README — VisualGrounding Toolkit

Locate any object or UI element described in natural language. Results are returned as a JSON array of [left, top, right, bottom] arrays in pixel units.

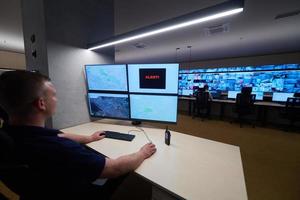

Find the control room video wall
[[178, 64, 300, 96]]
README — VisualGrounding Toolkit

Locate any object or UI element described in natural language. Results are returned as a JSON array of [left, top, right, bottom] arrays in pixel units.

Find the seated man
[[0, 71, 156, 200]]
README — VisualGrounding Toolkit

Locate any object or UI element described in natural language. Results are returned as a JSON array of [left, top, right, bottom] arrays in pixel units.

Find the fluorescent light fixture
[[88, 2, 244, 51]]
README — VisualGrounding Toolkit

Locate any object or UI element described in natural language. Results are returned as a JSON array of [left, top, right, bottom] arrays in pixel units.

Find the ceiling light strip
[[88, 8, 243, 50]]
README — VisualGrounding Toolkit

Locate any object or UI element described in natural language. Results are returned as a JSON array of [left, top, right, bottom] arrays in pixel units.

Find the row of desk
[[179, 96, 285, 125], [62, 120, 248, 200]]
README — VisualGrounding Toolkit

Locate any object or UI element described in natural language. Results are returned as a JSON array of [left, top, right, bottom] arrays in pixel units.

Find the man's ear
[[33, 98, 46, 111]]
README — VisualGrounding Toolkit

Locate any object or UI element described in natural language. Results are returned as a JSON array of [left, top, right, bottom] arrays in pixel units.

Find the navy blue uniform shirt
[[3, 125, 106, 198]]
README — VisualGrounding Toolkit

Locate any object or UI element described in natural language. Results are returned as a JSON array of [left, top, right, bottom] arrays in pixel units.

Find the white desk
[[62, 121, 248, 200]]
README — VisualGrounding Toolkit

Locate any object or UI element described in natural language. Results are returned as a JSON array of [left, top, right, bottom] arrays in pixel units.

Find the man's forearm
[[115, 152, 145, 174], [101, 152, 145, 178]]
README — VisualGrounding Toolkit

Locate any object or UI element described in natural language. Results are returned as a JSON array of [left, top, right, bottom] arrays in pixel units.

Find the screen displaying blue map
[[130, 94, 177, 123], [85, 64, 128, 91], [88, 93, 129, 119]]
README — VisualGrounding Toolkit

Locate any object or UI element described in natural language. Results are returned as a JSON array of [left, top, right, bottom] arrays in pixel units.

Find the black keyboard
[[104, 131, 135, 141]]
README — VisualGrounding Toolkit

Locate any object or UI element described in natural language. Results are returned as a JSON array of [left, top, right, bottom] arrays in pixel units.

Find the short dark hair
[[0, 70, 51, 115]]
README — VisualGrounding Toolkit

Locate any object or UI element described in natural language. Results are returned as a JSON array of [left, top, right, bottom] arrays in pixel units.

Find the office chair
[[193, 90, 211, 120], [233, 91, 256, 128], [294, 93, 300, 98], [0, 129, 30, 200], [280, 97, 300, 131]]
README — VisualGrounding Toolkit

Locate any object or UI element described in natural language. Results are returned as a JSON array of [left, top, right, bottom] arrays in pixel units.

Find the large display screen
[[179, 64, 300, 96], [85, 64, 128, 91], [179, 70, 300, 95], [128, 63, 179, 94], [130, 94, 178, 123], [87, 93, 129, 119]]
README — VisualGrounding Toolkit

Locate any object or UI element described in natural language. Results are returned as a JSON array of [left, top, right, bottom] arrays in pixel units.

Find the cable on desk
[[135, 127, 152, 143], [127, 130, 139, 135]]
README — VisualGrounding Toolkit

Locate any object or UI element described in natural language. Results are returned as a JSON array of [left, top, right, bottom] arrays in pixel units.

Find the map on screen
[[130, 94, 177, 123], [88, 93, 129, 119], [85, 64, 128, 91]]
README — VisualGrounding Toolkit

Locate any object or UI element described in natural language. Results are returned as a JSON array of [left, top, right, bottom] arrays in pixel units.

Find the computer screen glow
[[85, 64, 128, 91], [130, 94, 178, 123], [128, 63, 179, 94], [227, 91, 240, 99], [88, 93, 129, 119], [272, 92, 294, 102], [179, 68, 300, 95]]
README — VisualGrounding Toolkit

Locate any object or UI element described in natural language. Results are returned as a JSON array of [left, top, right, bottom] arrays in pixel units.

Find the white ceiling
[[1, 0, 300, 63], [113, 0, 300, 63]]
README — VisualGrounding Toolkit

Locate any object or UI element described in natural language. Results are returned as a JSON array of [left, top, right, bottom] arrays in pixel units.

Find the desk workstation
[[62, 120, 248, 200], [179, 96, 289, 125]]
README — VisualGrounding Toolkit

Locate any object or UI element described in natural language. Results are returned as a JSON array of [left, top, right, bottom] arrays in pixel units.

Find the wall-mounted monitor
[[178, 66, 300, 95], [272, 92, 294, 102], [128, 63, 179, 94], [87, 93, 129, 119], [85, 64, 128, 91], [130, 94, 178, 123]]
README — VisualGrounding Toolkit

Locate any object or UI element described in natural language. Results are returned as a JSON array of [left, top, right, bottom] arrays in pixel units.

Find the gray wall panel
[[48, 42, 112, 129], [21, 0, 114, 129]]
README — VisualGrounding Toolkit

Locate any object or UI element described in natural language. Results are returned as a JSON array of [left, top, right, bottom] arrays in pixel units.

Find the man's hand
[[100, 142, 157, 178], [89, 131, 105, 143], [139, 143, 157, 159]]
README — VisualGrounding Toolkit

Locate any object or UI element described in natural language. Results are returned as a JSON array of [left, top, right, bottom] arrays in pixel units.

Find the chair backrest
[[241, 87, 252, 96], [0, 129, 29, 197], [294, 93, 300, 98], [196, 91, 210, 108], [285, 97, 300, 115], [236, 93, 255, 106], [236, 93, 255, 114]]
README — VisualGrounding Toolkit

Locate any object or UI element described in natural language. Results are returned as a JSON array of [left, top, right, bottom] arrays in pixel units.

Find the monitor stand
[[132, 121, 142, 126]]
